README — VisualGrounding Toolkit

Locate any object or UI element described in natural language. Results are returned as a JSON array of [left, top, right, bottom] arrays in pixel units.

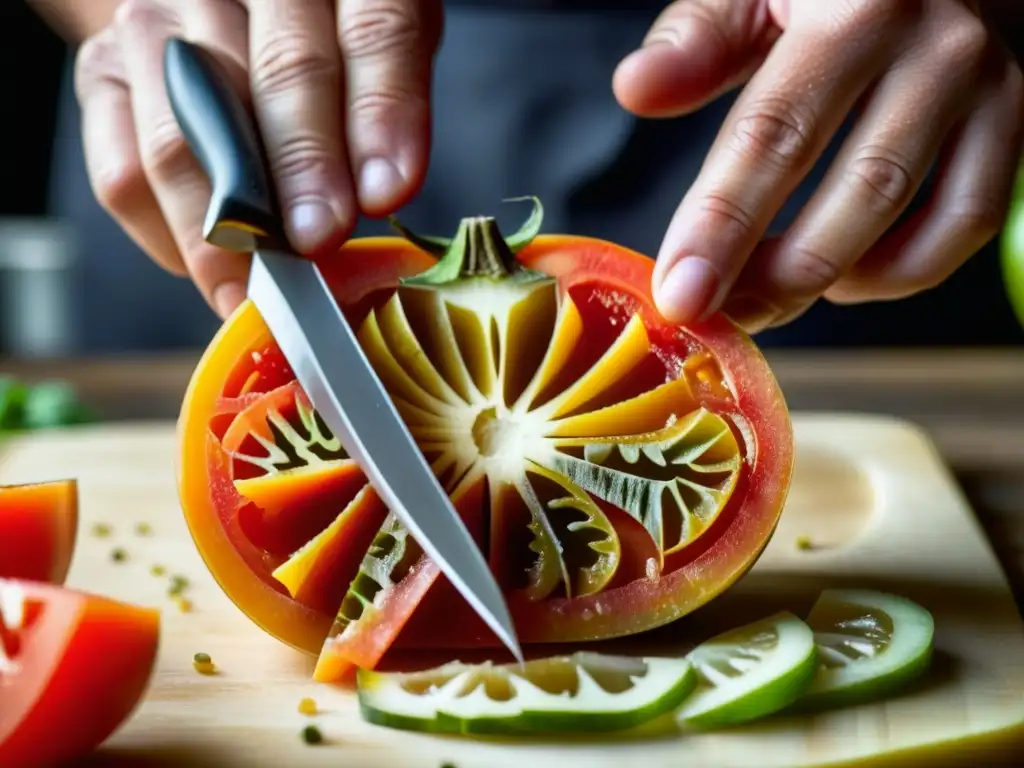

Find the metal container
[[0, 217, 79, 358]]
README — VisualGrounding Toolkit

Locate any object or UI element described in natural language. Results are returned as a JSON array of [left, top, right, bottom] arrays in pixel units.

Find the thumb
[[612, 0, 782, 118]]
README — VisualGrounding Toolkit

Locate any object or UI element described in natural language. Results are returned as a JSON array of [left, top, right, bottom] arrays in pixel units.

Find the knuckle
[[781, 242, 845, 295], [730, 97, 817, 172], [821, 0, 905, 38], [74, 30, 123, 99], [91, 156, 146, 215], [348, 86, 424, 124], [139, 117, 194, 182], [695, 192, 757, 240], [339, 2, 423, 59], [951, 199, 1005, 244], [845, 148, 915, 214], [934, 18, 989, 73], [251, 33, 339, 97], [113, 0, 172, 33], [268, 133, 333, 184]]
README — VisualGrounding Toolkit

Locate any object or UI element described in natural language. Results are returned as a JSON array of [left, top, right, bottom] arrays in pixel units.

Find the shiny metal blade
[[247, 249, 522, 662]]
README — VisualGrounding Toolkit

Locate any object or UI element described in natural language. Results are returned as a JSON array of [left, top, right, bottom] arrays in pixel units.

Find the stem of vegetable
[[395, 196, 547, 287]]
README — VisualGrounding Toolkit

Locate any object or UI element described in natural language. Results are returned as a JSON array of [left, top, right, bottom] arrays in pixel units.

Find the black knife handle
[[163, 38, 282, 253]]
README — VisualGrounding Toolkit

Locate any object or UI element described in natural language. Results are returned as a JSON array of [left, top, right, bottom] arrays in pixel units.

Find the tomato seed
[[298, 697, 317, 716], [92, 523, 112, 537], [135, 522, 153, 536], [301, 725, 323, 745]]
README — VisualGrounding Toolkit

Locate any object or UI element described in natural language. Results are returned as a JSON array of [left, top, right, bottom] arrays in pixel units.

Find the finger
[[724, 6, 992, 331], [825, 52, 1024, 305], [248, 0, 355, 255], [613, 0, 781, 119], [115, 0, 254, 319], [651, 3, 906, 325], [338, 0, 443, 215], [75, 27, 186, 276]]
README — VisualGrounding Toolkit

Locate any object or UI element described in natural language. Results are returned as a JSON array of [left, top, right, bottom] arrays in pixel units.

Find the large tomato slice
[[0, 578, 160, 767], [0, 480, 78, 585], [177, 209, 794, 681]]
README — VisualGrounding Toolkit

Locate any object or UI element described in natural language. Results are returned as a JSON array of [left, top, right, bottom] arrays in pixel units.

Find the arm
[[27, 0, 120, 42]]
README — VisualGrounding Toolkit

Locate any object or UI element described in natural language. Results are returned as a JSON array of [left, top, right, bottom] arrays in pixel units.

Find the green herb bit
[[194, 652, 211, 664], [795, 535, 813, 551], [111, 547, 127, 562], [301, 725, 324, 745], [151, 565, 166, 577], [91, 523, 112, 538], [168, 575, 190, 595], [135, 522, 154, 536]]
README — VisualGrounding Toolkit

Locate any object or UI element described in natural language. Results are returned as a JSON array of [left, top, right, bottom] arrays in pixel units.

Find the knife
[[162, 38, 522, 663]]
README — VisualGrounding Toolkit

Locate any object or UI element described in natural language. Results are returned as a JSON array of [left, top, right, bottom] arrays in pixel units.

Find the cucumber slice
[[797, 588, 934, 710], [676, 611, 817, 729], [357, 651, 697, 735]]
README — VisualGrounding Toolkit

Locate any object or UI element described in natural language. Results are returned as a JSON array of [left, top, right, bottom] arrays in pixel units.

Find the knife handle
[[163, 38, 282, 253]]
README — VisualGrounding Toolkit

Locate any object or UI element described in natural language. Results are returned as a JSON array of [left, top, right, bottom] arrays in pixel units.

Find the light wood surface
[[2, 414, 1023, 767]]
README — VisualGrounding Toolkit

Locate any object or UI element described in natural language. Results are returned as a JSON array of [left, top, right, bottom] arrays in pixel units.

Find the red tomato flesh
[[0, 579, 160, 767], [0, 480, 78, 585]]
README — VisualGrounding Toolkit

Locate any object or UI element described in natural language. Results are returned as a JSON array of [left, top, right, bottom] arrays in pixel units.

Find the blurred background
[[1, 1, 1022, 365]]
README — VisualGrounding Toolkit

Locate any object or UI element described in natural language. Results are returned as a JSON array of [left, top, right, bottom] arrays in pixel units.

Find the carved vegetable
[[176, 200, 795, 681]]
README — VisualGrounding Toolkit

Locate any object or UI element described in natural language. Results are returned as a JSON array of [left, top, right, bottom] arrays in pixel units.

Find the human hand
[[614, 0, 1024, 333], [74, 0, 442, 319]]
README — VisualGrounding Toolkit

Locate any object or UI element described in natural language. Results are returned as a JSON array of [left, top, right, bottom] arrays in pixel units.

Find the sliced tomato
[[177, 228, 794, 676], [0, 578, 160, 767], [0, 480, 78, 585]]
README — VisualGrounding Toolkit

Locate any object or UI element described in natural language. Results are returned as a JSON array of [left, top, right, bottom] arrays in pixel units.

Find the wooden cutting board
[[2, 413, 1023, 768]]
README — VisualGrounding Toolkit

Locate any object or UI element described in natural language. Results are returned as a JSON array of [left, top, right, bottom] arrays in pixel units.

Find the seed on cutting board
[[91, 523, 112, 537], [298, 697, 318, 716], [168, 575, 190, 595], [795, 535, 813, 551], [301, 725, 323, 745], [110, 547, 127, 562], [175, 597, 193, 613], [151, 564, 166, 577], [135, 522, 153, 536], [193, 653, 216, 675]]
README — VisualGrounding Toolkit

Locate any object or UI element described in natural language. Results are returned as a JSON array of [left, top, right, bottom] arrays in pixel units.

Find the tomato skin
[[0, 579, 160, 767], [178, 234, 794, 661], [0, 481, 78, 585]]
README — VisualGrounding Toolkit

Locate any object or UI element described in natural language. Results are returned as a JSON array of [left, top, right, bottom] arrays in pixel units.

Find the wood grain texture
[[1, 414, 1023, 767]]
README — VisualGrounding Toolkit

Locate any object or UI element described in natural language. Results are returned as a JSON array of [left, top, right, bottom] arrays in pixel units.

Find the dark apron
[[49, 3, 1021, 353]]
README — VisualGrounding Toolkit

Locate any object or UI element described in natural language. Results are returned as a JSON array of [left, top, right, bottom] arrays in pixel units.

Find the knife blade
[[162, 37, 522, 663]]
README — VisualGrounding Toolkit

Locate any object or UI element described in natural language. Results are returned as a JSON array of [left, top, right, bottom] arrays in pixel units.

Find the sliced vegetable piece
[[177, 198, 794, 667], [797, 588, 934, 710], [0, 579, 160, 768], [357, 651, 696, 735], [0, 480, 78, 584], [676, 611, 817, 729]]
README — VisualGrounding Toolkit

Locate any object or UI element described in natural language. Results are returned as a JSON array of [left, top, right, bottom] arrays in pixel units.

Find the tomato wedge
[[0, 480, 78, 585], [0, 578, 160, 767], [177, 199, 794, 680]]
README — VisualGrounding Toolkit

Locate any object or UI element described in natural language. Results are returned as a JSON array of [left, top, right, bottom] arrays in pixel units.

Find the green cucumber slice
[[357, 651, 697, 735], [676, 611, 817, 729], [797, 588, 934, 710]]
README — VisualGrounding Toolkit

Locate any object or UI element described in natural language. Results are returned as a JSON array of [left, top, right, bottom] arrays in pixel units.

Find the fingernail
[[358, 157, 404, 213], [654, 256, 720, 323], [721, 295, 780, 334], [212, 281, 247, 320], [288, 200, 340, 254]]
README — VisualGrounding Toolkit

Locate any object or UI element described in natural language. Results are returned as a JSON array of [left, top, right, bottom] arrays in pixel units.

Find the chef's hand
[[615, 0, 1024, 332], [74, 0, 442, 319]]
